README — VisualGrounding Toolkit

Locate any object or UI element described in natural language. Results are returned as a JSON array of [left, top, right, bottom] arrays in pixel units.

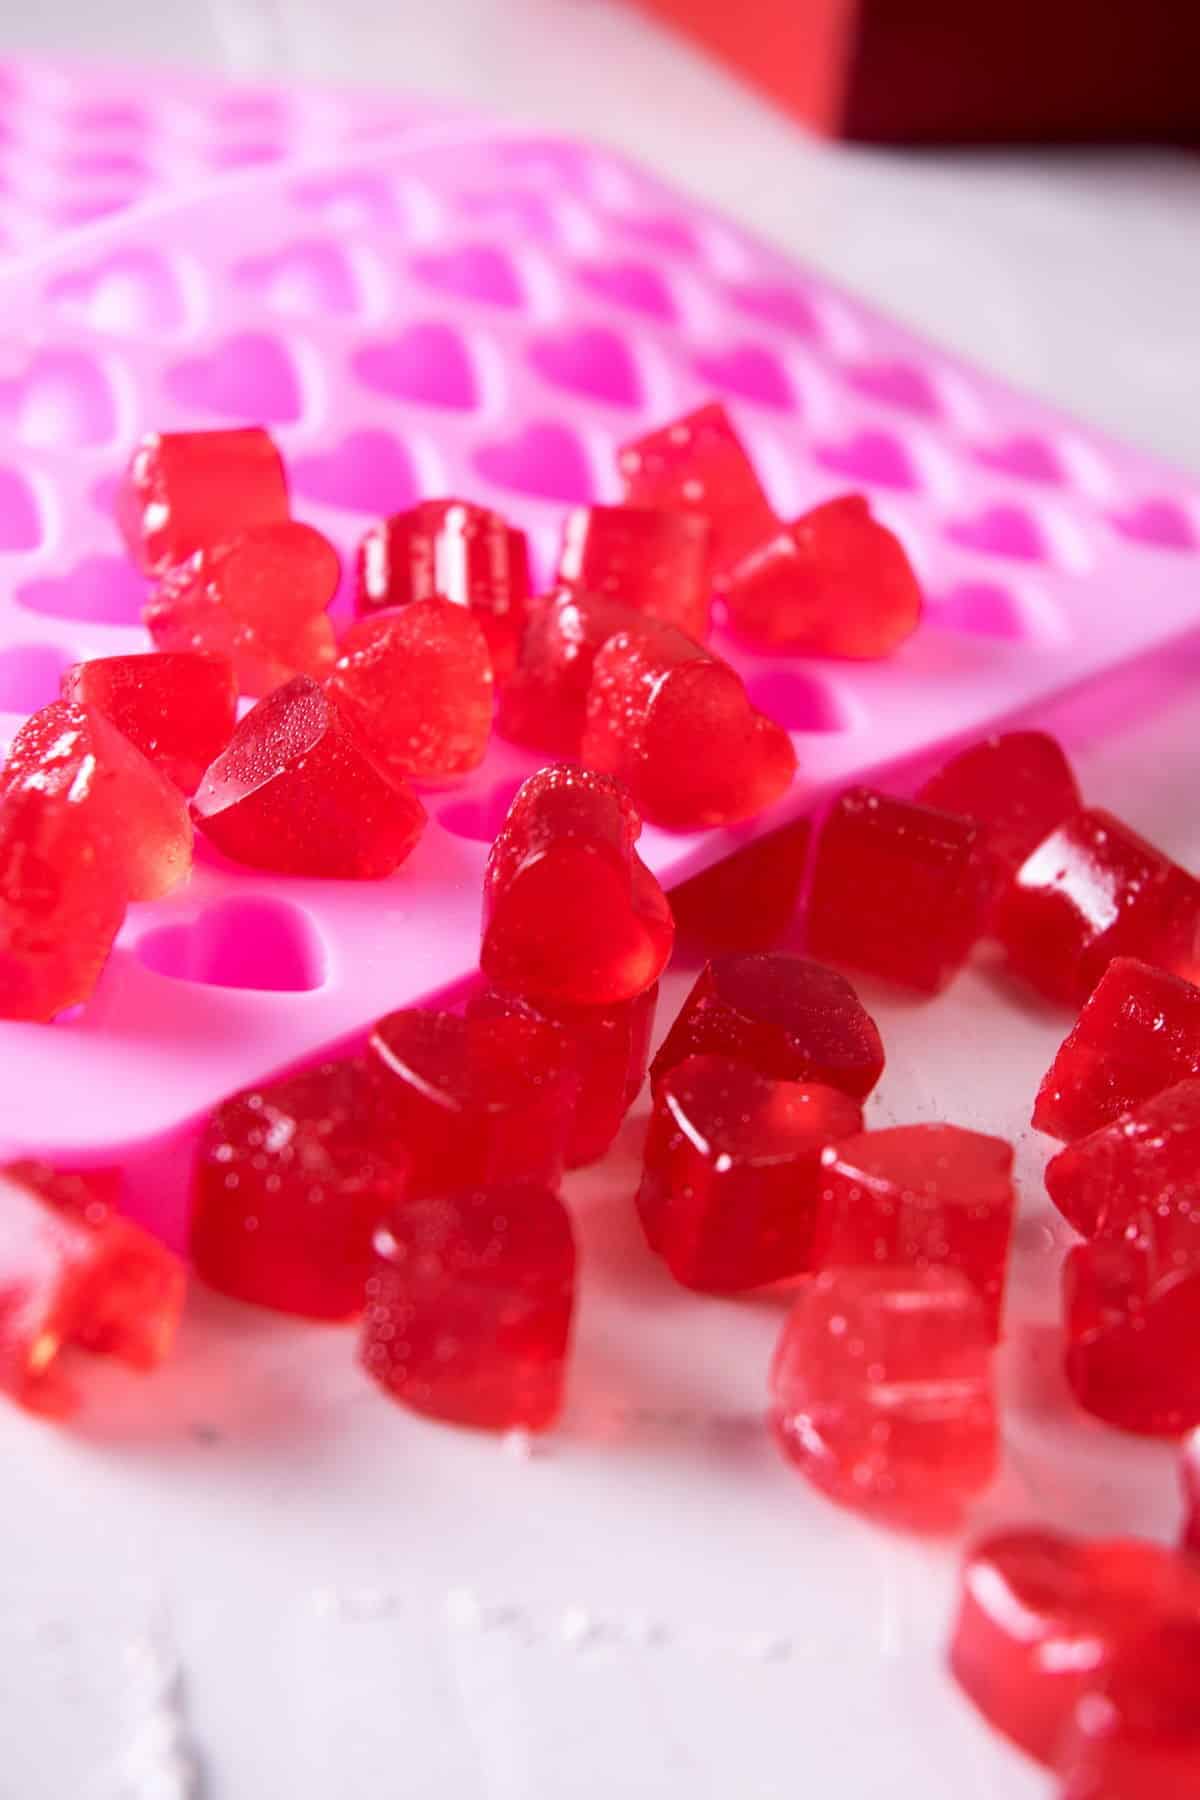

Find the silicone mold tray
[[0, 116, 1198, 1245]]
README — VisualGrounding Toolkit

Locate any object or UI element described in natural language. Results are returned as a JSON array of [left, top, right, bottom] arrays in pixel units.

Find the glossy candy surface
[[1045, 1079, 1200, 1239], [116, 426, 289, 575], [917, 730, 1081, 911], [61, 651, 237, 794], [618, 402, 777, 582], [497, 588, 665, 754], [668, 819, 811, 951], [558, 503, 713, 639], [1057, 1619, 1200, 1800]]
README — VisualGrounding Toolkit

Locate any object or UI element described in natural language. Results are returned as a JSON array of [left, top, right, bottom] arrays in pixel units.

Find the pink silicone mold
[[1, 113, 1199, 1248]]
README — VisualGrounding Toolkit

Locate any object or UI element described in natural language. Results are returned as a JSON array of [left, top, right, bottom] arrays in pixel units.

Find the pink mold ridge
[[0, 111, 1199, 1248]]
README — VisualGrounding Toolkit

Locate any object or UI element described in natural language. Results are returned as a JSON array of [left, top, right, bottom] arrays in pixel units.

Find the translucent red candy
[[725, 495, 923, 657], [0, 784, 126, 1020], [1060, 1618, 1200, 1800], [145, 520, 339, 697], [61, 651, 237, 794], [481, 765, 673, 1006], [806, 787, 986, 993], [116, 426, 288, 575], [917, 730, 1082, 910], [638, 1055, 862, 1291], [367, 1009, 578, 1196], [0, 1160, 185, 1416], [497, 588, 666, 754], [816, 1125, 1016, 1336], [558, 504, 713, 639], [1033, 958, 1200, 1142], [1184, 1434, 1200, 1554], [1045, 1079, 1200, 1239], [996, 808, 1200, 1007], [949, 1528, 1200, 1766], [191, 675, 427, 878], [668, 819, 811, 952], [617, 401, 776, 582], [770, 1265, 996, 1525], [651, 952, 884, 1100], [581, 624, 796, 830], [2, 699, 192, 901], [467, 984, 657, 1168], [361, 1182, 575, 1431], [326, 600, 494, 782], [356, 499, 530, 682], [191, 1059, 406, 1321]]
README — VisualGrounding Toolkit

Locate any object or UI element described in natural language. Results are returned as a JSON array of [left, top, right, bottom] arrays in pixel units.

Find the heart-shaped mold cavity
[[693, 344, 795, 411], [930, 581, 1031, 641], [353, 323, 478, 411], [0, 642, 74, 711], [17, 555, 148, 625], [235, 239, 361, 317], [69, 101, 148, 135], [165, 333, 303, 423], [945, 505, 1047, 562], [60, 149, 151, 184], [974, 435, 1064, 485], [1112, 497, 1198, 552], [727, 282, 823, 342], [742, 669, 848, 733], [46, 248, 187, 335], [437, 778, 526, 842], [575, 259, 677, 322], [611, 212, 698, 256], [0, 467, 43, 551], [528, 327, 642, 408], [459, 187, 563, 244], [474, 422, 595, 505], [137, 896, 325, 992], [290, 430, 419, 515], [845, 359, 942, 418], [409, 244, 524, 309], [815, 430, 919, 490], [0, 349, 118, 447], [291, 170, 400, 230], [210, 140, 287, 171]]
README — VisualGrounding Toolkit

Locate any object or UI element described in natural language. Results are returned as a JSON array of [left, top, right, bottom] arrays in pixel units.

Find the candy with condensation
[[770, 1265, 996, 1525], [1045, 1079, 1200, 1239], [651, 952, 884, 1100], [618, 401, 777, 582], [497, 588, 669, 754], [558, 504, 713, 639], [361, 1181, 575, 1431], [326, 600, 493, 782], [1033, 958, 1200, 1142], [725, 494, 922, 656], [996, 808, 1200, 1007], [582, 624, 796, 830], [144, 520, 339, 697], [668, 819, 812, 952], [190, 1059, 406, 1321], [1057, 1618, 1200, 1800], [61, 651, 237, 794], [0, 1160, 185, 1416], [816, 1124, 1016, 1336], [481, 765, 674, 1006], [638, 1054, 862, 1289], [116, 426, 289, 575], [191, 675, 426, 878], [806, 787, 987, 993]]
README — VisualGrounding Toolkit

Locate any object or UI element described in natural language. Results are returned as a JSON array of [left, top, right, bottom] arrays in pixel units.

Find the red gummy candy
[[558, 504, 713, 639], [806, 787, 986, 993], [497, 588, 666, 754], [0, 1160, 185, 1416], [817, 1125, 1016, 1336], [770, 1265, 996, 1525], [639, 1054, 862, 1290], [191, 675, 426, 878], [1184, 1434, 1200, 1554], [327, 599, 494, 782], [481, 765, 674, 1006], [996, 808, 1200, 1007], [61, 651, 237, 793], [116, 426, 288, 575], [1034, 958, 1200, 1142], [0, 784, 126, 1020], [618, 402, 776, 582], [582, 624, 796, 830], [651, 952, 884, 1100], [668, 819, 811, 952], [917, 730, 1082, 910], [191, 1059, 406, 1321], [356, 500, 530, 682], [1063, 1191, 1200, 1435], [361, 1182, 575, 1431], [949, 1528, 1200, 1766], [725, 494, 922, 657], [1045, 1080, 1200, 1239], [467, 983, 656, 1168], [1058, 1618, 1200, 1800], [368, 1009, 577, 1196], [145, 520, 339, 698], [3, 699, 192, 901]]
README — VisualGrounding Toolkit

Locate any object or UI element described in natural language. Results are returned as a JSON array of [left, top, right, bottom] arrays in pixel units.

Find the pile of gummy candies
[[2, 401, 1200, 1794]]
